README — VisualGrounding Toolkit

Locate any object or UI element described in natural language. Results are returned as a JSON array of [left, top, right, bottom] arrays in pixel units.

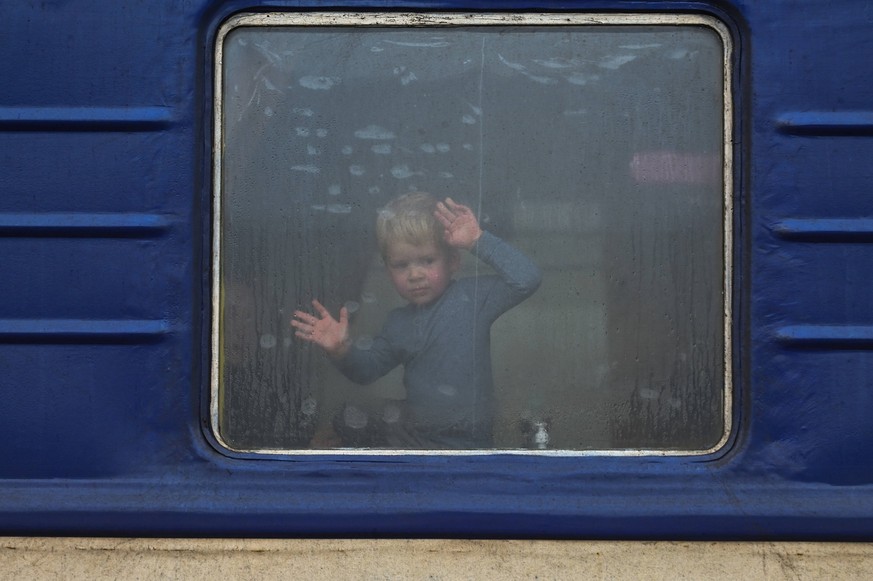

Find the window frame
[[209, 11, 736, 458]]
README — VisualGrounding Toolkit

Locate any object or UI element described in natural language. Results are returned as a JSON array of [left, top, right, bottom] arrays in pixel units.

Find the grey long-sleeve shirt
[[334, 231, 541, 446]]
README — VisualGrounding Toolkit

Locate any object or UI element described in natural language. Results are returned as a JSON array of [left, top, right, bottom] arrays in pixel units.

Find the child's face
[[385, 240, 459, 306]]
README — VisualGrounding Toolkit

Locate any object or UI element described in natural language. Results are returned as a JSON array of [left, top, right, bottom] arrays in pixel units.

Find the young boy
[[291, 193, 541, 448]]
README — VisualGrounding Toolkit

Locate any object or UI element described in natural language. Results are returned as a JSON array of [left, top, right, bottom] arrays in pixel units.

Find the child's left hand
[[435, 197, 483, 250]]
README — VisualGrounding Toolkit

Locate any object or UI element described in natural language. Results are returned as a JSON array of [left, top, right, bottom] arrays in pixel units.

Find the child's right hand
[[291, 300, 350, 359]]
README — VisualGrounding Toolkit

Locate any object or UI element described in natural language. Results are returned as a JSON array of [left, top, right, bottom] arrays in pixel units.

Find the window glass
[[212, 14, 732, 454]]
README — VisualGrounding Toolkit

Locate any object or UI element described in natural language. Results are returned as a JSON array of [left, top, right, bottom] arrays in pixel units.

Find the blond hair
[[376, 192, 451, 258]]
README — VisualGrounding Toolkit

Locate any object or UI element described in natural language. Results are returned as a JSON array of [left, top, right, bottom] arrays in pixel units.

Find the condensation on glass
[[211, 13, 733, 455]]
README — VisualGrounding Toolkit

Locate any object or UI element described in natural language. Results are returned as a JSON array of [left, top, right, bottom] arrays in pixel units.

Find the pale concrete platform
[[2, 538, 872, 579]]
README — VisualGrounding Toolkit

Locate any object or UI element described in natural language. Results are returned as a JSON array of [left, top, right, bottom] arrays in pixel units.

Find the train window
[[211, 13, 733, 455]]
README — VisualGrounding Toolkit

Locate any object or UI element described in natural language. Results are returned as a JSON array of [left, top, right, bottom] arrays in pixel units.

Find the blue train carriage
[[1, 0, 872, 539]]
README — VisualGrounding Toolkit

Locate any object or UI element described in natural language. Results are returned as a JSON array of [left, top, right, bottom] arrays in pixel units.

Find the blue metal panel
[[0, 0, 871, 538], [746, 0, 873, 493]]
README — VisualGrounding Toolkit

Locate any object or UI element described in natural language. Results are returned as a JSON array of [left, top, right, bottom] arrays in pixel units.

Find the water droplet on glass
[[328, 184, 342, 196], [461, 114, 476, 125], [382, 404, 401, 424], [259, 334, 277, 349], [349, 165, 365, 176], [361, 292, 377, 303], [420, 143, 436, 154], [299, 76, 340, 90], [391, 165, 415, 179], [344, 300, 360, 314], [436, 143, 450, 153], [598, 55, 637, 70], [327, 204, 352, 214], [343, 405, 368, 429], [639, 387, 659, 400], [437, 384, 457, 397], [301, 397, 317, 416], [291, 165, 319, 174], [566, 72, 600, 86], [372, 143, 392, 155], [355, 336, 374, 350], [355, 125, 395, 140]]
